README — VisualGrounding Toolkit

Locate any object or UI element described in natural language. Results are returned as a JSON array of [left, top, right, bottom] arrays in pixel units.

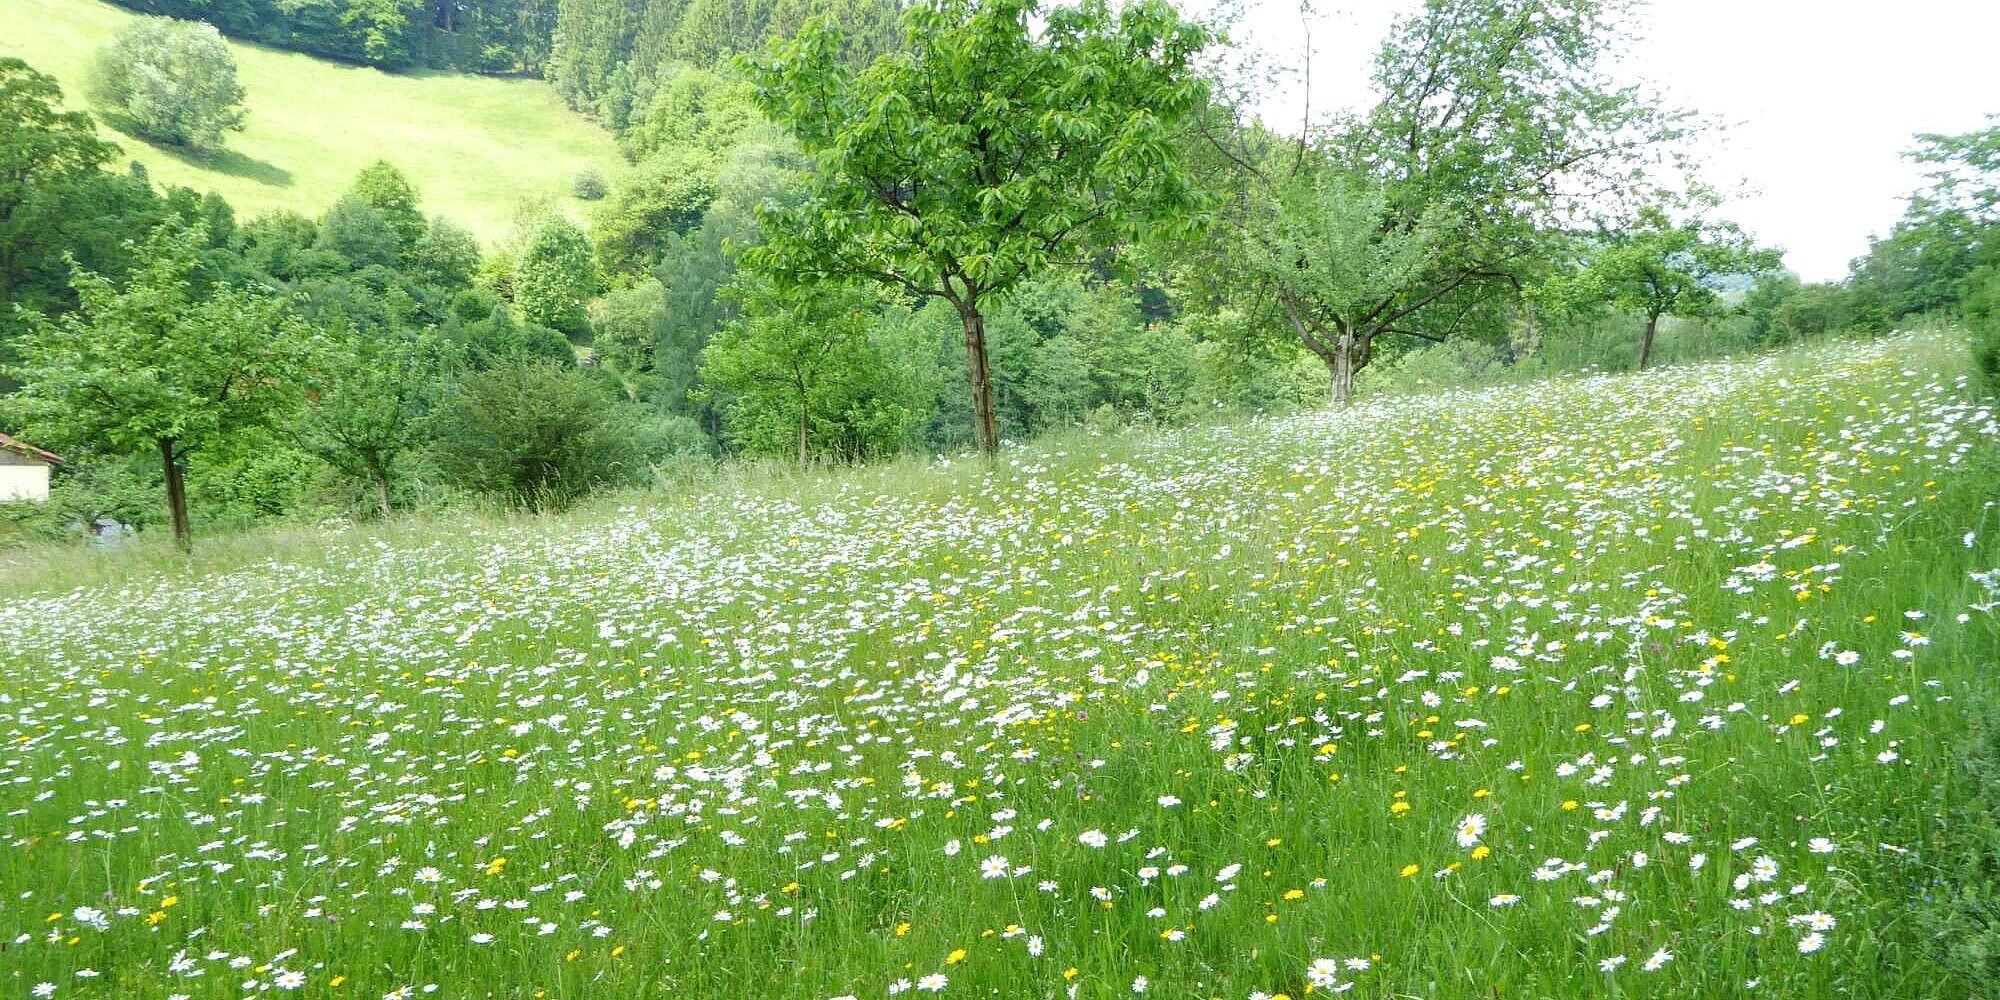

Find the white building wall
[[0, 464, 50, 502]]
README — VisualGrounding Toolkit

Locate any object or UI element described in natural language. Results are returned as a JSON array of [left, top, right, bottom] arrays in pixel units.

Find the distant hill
[[0, 0, 621, 244]]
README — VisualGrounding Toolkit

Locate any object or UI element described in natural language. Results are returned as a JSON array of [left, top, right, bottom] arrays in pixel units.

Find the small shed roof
[[0, 432, 64, 466]]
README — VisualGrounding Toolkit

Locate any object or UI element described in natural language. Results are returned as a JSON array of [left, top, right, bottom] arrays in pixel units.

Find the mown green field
[[3, 333, 1998, 999], [0, 0, 619, 243]]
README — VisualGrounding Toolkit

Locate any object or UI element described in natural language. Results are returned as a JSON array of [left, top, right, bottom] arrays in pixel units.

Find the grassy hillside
[[0, 0, 620, 243], [2, 334, 1998, 997]]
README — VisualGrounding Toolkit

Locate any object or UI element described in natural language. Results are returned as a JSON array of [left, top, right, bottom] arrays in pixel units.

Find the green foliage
[[985, 274, 1206, 431], [572, 169, 608, 201], [742, 0, 1214, 452], [0, 57, 122, 338], [1848, 213, 1988, 319], [427, 361, 646, 506], [1920, 689, 2000, 993], [238, 210, 318, 282], [1912, 117, 2000, 223], [674, 0, 778, 68], [89, 16, 248, 149], [589, 279, 670, 379], [591, 143, 793, 428], [0, 453, 160, 544], [1769, 282, 1882, 340], [1230, 0, 1689, 401], [1849, 117, 1999, 320], [3, 222, 302, 456], [761, 0, 899, 66], [0, 222, 307, 549], [1546, 204, 1781, 369], [1177, 307, 1330, 413], [0, 58, 115, 212], [297, 327, 446, 514], [314, 195, 402, 271], [546, 0, 898, 119], [548, 0, 645, 111], [1742, 271, 1803, 343], [1966, 266, 2000, 394], [622, 65, 762, 161], [408, 217, 483, 292], [184, 427, 329, 524], [627, 409, 716, 464], [435, 291, 573, 371], [1241, 166, 1455, 400], [349, 161, 427, 251], [1353, 337, 1510, 396], [698, 279, 937, 462], [591, 147, 718, 276], [513, 213, 598, 337]]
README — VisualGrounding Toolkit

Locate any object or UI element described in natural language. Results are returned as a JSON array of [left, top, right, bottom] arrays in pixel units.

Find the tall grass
[[1, 332, 1996, 999]]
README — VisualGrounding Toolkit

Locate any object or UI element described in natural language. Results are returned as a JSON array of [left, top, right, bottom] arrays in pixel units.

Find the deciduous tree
[[297, 327, 443, 516], [741, 0, 1212, 453], [1551, 205, 1780, 370], [1, 223, 305, 551], [513, 213, 598, 337], [1230, 0, 1688, 403], [90, 17, 249, 149], [349, 161, 428, 252]]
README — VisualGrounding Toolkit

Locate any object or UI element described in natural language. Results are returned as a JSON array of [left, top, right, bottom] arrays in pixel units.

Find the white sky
[[1215, 0, 2000, 281]]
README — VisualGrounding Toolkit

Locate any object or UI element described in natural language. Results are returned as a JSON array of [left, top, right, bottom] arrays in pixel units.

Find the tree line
[[96, 0, 897, 82], [5, 0, 1996, 553]]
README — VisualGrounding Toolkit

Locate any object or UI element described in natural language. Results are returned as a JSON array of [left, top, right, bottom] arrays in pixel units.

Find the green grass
[[0, 0, 621, 243], [3, 333, 1998, 998]]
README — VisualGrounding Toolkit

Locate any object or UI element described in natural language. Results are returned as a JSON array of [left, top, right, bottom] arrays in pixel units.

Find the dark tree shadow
[[101, 114, 293, 188]]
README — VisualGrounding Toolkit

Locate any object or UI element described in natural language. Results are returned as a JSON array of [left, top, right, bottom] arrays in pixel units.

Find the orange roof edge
[[0, 431, 64, 466]]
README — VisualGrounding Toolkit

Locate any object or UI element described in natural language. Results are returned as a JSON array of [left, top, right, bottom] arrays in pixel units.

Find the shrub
[[630, 411, 716, 465], [572, 170, 608, 201], [408, 218, 482, 291], [1965, 267, 2000, 394], [1920, 693, 2000, 993], [1357, 338, 1507, 397], [89, 17, 248, 149], [428, 362, 644, 507], [313, 195, 401, 270]]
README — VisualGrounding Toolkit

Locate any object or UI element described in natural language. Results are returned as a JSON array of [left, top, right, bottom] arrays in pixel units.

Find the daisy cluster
[[1, 333, 1995, 998]]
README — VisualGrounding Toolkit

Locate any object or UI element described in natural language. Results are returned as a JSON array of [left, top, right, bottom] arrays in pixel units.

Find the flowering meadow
[[4, 332, 2000, 1000]]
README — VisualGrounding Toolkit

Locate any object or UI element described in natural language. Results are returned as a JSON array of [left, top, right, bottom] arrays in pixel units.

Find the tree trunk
[[798, 388, 810, 469], [371, 466, 393, 519], [1328, 323, 1356, 406], [1637, 311, 1660, 371], [959, 302, 999, 455], [158, 437, 192, 554]]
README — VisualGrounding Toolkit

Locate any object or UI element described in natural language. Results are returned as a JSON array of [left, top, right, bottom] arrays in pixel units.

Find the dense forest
[[100, 0, 897, 82], [3, 0, 1997, 552]]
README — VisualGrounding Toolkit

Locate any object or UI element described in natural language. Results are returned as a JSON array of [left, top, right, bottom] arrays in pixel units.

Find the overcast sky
[[1215, 0, 2000, 281]]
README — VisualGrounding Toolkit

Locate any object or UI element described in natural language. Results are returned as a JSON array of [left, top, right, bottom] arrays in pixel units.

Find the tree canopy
[[741, 0, 1213, 452], [89, 17, 249, 149], [1229, 0, 1690, 401], [1547, 205, 1780, 369], [1, 223, 305, 549]]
